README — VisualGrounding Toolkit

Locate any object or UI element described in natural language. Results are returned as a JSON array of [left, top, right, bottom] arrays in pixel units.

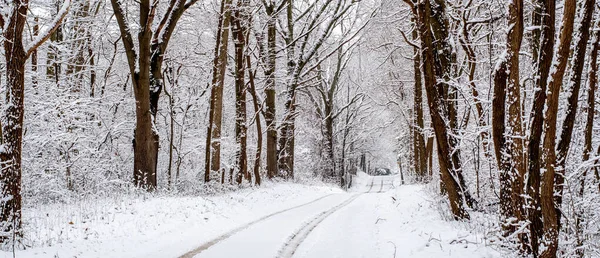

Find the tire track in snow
[[277, 194, 363, 258], [377, 178, 385, 193], [180, 193, 334, 258], [366, 177, 375, 193]]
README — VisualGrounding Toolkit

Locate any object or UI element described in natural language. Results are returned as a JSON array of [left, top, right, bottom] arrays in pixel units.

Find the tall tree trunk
[[555, 0, 596, 230], [492, 0, 533, 249], [412, 23, 426, 181], [1, 0, 69, 241], [278, 0, 298, 179], [205, 0, 226, 183], [206, 0, 232, 182], [414, 0, 469, 220], [1, 23, 27, 241], [233, 0, 249, 184], [112, 0, 197, 189], [264, 2, 278, 179], [492, 0, 527, 243], [505, 0, 526, 236], [526, 0, 555, 254], [540, 1, 576, 256], [247, 55, 262, 185], [576, 19, 599, 256], [428, 0, 475, 209]]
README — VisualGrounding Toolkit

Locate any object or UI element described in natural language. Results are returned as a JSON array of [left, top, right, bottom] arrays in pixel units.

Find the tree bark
[[554, 0, 596, 230], [247, 55, 262, 185], [206, 0, 232, 182], [233, 0, 249, 184], [414, 0, 469, 220], [505, 0, 526, 236], [1, 10, 27, 238], [264, 2, 278, 179], [31, 17, 39, 88], [278, 0, 298, 179], [112, 0, 197, 189], [412, 22, 427, 181], [576, 19, 599, 256], [205, 0, 226, 183], [540, 1, 576, 256], [491, 0, 527, 242], [1, 0, 69, 241], [525, 0, 555, 253]]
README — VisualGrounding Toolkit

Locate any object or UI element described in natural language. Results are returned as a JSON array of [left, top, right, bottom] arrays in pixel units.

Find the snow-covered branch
[[26, 0, 71, 57]]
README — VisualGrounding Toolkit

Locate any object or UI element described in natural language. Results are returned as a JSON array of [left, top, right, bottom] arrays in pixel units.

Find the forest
[[1, 0, 600, 257]]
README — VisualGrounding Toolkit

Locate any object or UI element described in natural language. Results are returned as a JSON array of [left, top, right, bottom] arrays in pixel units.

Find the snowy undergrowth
[[2, 182, 342, 258]]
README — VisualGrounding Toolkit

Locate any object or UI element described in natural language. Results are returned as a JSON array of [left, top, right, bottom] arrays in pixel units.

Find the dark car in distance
[[372, 167, 392, 176]]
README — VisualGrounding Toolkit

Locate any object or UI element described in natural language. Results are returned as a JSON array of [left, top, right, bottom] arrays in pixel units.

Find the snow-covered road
[[8, 175, 498, 258], [182, 175, 499, 258]]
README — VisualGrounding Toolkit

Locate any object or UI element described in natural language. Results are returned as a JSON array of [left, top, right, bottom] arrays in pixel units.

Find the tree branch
[[26, 0, 71, 57], [184, 0, 200, 9], [111, 0, 138, 74], [400, 29, 419, 49], [401, 0, 416, 14]]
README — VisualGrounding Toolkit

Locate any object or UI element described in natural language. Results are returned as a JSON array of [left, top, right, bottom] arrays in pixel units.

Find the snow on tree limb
[[26, 0, 71, 58], [111, 0, 138, 74]]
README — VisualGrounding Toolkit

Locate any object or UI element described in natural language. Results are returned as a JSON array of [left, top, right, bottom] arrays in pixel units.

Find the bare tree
[[205, 0, 231, 183], [111, 0, 199, 189], [576, 16, 600, 256], [539, 1, 576, 256], [525, 0, 555, 253], [491, 0, 527, 242], [233, 0, 250, 184], [554, 0, 596, 230], [0, 0, 70, 241], [407, 0, 470, 220]]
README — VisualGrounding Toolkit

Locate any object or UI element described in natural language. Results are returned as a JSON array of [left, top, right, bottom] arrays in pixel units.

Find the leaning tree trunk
[[576, 19, 599, 256], [415, 0, 469, 220], [540, 1, 576, 256], [247, 55, 262, 185], [555, 0, 596, 230], [525, 0, 555, 253]]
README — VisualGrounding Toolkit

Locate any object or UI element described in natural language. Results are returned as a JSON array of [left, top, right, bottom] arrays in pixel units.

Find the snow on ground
[[296, 173, 500, 258], [4, 173, 500, 258], [377, 185, 499, 257], [2, 183, 342, 258]]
